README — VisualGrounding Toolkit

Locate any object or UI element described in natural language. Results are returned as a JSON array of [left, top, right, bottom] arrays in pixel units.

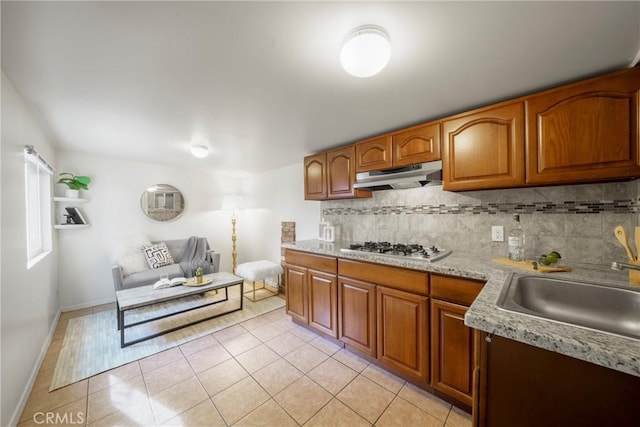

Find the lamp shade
[[222, 194, 244, 211], [340, 25, 391, 78]]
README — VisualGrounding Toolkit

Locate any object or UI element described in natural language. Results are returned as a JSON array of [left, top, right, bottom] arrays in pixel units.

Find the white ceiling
[[2, 1, 639, 176]]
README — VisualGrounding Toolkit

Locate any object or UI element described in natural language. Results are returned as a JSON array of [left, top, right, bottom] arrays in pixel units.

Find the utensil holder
[[629, 262, 640, 286]]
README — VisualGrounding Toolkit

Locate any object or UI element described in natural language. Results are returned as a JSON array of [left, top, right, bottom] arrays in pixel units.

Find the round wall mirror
[[140, 184, 185, 221]]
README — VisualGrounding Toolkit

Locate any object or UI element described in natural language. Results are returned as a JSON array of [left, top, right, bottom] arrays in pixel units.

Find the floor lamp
[[223, 194, 244, 274]]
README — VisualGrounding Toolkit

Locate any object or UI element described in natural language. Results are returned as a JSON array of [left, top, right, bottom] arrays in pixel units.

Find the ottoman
[[235, 260, 283, 301]]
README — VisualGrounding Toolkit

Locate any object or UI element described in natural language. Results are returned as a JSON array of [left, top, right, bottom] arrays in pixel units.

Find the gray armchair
[[111, 238, 221, 291]]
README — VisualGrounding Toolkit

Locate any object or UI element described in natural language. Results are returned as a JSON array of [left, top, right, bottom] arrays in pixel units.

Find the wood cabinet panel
[[303, 153, 327, 200], [338, 276, 377, 356], [431, 299, 474, 405], [285, 249, 337, 274], [355, 136, 393, 172], [308, 270, 338, 338], [526, 68, 640, 185], [430, 274, 484, 306], [285, 264, 308, 324], [338, 259, 428, 295], [393, 122, 441, 166], [478, 334, 640, 427], [327, 146, 355, 199], [377, 286, 429, 382], [442, 102, 525, 191]]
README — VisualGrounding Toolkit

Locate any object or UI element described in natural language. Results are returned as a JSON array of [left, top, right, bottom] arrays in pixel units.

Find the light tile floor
[[19, 299, 472, 426]]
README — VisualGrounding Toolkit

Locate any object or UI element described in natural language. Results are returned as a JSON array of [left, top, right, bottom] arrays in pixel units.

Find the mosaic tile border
[[323, 199, 640, 216]]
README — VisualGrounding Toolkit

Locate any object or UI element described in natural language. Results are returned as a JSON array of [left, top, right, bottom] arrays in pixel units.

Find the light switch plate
[[492, 226, 504, 242]]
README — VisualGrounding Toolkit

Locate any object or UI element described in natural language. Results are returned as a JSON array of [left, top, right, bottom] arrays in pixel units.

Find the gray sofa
[[111, 238, 221, 291]]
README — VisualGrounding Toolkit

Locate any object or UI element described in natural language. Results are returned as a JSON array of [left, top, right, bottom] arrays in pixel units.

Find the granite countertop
[[282, 239, 640, 377]]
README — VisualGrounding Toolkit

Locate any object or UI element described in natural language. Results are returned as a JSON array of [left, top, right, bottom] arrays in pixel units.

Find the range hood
[[353, 160, 443, 191]]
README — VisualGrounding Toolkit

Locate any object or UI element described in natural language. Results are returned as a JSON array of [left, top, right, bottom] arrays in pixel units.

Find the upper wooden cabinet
[[525, 68, 640, 185], [303, 153, 327, 200], [442, 102, 525, 191], [304, 147, 371, 200], [356, 122, 442, 172], [393, 122, 441, 167], [355, 135, 393, 172]]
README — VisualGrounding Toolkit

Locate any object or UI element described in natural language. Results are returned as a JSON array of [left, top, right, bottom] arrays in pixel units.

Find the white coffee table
[[115, 271, 243, 347]]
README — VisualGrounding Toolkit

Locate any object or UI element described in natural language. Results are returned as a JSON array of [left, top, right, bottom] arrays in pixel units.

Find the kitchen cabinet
[[393, 122, 441, 167], [377, 285, 429, 382], [337, 276, 377, 356], [355, 135, 393, 172], [442, 102, 525, 191], [355, 122, 441, 172], [430, 274, 483, 406], [284, 249, 338, 337], [476, 333, 640, 427], [304, 147, 372, 200], [303, 153, 326, 200], [525, 67, 640, 185], [338, 258, 430, 382]]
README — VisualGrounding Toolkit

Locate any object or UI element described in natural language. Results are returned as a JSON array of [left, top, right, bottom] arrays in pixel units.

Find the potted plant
[[57, 173, 91, 198]]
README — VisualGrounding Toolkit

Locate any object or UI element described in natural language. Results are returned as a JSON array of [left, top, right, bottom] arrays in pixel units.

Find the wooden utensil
[[614, 225, 636, 261]]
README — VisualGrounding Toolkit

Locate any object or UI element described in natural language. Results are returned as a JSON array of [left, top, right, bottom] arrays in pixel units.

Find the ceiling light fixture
[[340, 25, 391, 78], [190, 144, 209, 158]]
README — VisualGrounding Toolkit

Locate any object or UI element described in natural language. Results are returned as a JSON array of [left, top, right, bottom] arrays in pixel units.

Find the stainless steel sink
[[496, 274, 640, 339]]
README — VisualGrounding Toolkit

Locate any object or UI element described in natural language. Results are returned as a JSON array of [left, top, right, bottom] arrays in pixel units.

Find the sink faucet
[[611, 261, 640, 271]]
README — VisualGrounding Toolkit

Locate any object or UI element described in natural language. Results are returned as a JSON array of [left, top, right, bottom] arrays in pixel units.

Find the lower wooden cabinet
[[284, 249, 338, 338], [431, 299, 474, 405], [285, 264, 308, 324], [377, 286, 429, 383], [337, 276, 376, 356], [308, 270, 338, 337], [477, 334, 640, 427]]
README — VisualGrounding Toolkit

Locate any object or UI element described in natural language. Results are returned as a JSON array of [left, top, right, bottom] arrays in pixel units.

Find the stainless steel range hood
[[353, 160, 443, 191]]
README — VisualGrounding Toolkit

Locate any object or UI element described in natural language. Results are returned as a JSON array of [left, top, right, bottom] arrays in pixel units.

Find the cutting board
[[492, 257, 572, 273]]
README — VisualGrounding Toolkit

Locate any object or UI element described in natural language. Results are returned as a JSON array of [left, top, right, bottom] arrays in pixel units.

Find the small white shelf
[[54, 224, 91, 230], [53, 197, 90, 203]]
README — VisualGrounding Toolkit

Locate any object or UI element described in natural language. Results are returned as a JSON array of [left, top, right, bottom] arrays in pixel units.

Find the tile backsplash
[[321, 181, 640, 266]]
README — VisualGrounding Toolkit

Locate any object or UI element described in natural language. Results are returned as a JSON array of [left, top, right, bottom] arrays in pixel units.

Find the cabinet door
[[442, 102, 525, 191], [355, 136, 393, 172], [526, 68, 640, 185], [377, 286, 429, 382], [393, 122, 441, 166], [304, 153, 327, 200], [431, 299, 474, 405], [285, 264, 308, 324], [308, 269, 338, 338], [338, 276, 377, 356], [326, 146, 371, 200]]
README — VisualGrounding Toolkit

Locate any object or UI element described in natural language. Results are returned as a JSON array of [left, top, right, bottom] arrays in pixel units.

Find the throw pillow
[[142, 242, 175, 269], [112, 235, 151, 276]]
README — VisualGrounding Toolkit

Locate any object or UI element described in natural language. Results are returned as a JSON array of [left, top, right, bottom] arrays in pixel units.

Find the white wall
[[241, 163, 320, 263], [55, 154, 320, 310], [1, 72, 59, 427]]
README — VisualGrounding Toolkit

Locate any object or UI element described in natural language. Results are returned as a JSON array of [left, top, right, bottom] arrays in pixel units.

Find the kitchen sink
[[496, 274, 640, 340]]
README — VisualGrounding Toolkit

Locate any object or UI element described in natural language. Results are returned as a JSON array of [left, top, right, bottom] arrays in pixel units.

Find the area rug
[[50, 287, 284, 391]]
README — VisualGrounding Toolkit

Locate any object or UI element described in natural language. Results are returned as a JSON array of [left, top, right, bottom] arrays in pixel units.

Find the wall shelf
[[54, 224, 91, 230], [53, 197, 90, 203]]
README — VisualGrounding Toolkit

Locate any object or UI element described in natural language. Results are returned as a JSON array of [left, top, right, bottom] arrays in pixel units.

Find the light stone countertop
[[282, 239, 640, 378]]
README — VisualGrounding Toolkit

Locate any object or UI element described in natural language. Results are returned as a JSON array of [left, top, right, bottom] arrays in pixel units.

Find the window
[[24, 146, 53, 268]]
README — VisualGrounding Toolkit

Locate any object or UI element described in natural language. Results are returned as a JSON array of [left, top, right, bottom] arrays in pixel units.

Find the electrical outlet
[[492, 225, 504, 242]]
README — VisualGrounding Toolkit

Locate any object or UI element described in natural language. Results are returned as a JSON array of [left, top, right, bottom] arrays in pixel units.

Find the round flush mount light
[[190, 144, 209, 158], [340, 25, 391, 78]]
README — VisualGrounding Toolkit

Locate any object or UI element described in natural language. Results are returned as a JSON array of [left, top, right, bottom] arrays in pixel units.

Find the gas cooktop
[[340, 241, 452, 262]]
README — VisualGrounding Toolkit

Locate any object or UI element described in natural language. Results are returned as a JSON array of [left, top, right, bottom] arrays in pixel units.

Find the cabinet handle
[[485, 333, 493, 343]]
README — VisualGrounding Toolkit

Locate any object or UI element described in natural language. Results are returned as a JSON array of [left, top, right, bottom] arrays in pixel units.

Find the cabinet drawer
[[431, 274, 484, 306], [338, 259, 428, 295], [285, 249, 337, 274]]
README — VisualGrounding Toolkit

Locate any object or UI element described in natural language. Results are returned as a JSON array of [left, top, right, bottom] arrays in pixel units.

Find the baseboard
[[10, 309, 62, 427], [60, 296, 115, 313]]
